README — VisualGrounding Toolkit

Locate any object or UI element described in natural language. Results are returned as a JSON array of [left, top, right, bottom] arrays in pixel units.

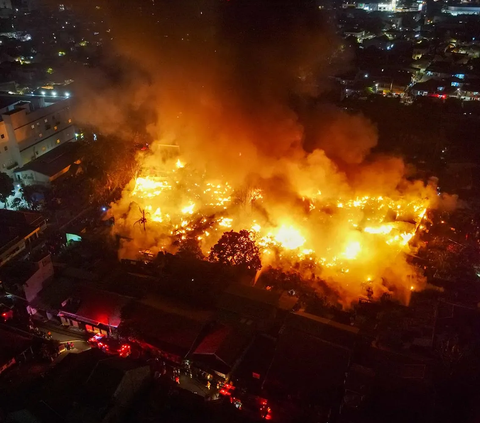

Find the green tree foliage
[[0, 172, 13, 206], [11, 197, 23, 210], [21, 184, 45, 210], [209, 230, 261, 271]]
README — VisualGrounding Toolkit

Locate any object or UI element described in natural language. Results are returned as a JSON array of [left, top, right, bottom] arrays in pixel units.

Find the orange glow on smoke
[[110, 154, 432, 305]]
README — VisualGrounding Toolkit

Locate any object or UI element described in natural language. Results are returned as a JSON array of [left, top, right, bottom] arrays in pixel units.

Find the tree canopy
[[177, 237, 205, 260], [0, 172, 14, 206], [80, 133, 139, 203], [21, 184, 46, 210], [209, 230, 261, 271]]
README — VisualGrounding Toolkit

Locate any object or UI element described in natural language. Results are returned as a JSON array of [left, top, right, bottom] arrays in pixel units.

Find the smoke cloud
[[71, 0, 445, 306]]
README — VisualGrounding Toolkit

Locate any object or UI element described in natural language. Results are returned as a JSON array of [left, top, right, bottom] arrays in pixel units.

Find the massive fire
[[110, 151, 433, 305]]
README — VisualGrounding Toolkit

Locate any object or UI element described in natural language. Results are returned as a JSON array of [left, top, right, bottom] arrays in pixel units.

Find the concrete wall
[[23, 255, 54, 303]]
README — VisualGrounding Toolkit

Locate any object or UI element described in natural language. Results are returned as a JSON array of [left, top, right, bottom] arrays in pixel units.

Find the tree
[[0, 172, 13, 206], [21, 184, 44, 210], [209, 230, 261, 271], [11, 197, 23, 210], [79, 133, 139, 204], [177, 237, 205, 260]]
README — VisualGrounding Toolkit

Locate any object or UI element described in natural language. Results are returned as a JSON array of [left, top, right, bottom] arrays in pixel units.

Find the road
[[35, 320, 90, 353], [179, 374, 211, 398]]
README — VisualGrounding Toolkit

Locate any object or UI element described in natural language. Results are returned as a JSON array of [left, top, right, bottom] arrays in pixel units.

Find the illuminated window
[[44, 118, 48, 123], [56, 139, 60, 144], [31, 124, 34, 129], [54, 126, 58, 130], [451, 82, 460, 87], [36, 122, 40, 126], [42, 147, 46, 151], [39, 133, 42, 137], [68, 118, 72, 123]]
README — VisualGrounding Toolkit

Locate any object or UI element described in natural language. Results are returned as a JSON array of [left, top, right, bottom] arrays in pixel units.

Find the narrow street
[[34, 320, 91, 353]]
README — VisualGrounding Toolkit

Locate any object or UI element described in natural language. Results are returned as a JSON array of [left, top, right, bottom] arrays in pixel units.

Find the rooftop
[[232, 334, 276, 394], [264, 325, 352, 402], [287, 311, 360, 349], [120, 300, 207, 358], [0, 326, 32, 367], [0, 210, 46, 260], [223, 285, 284, 306], [192, 323, 250, 375], [0, 209, 45, 227], [15, 142, 80, 178], [84, 356, 148, 403], [0, 96, 36, 112], [60, 285, 132, 328], [30, 349, 147, 422], [29, 277, 76, 311]]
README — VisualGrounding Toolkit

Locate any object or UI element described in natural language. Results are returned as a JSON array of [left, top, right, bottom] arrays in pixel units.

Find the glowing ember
[[343, 241, 361, 260], [219, 217, 233, 228], [110, 154, 433, 305], [364, 224, 393, 235], [181, 203, 195, 215], [274, 225, 306, 250]]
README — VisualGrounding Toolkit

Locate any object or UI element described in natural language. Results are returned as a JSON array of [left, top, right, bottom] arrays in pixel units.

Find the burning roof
[[76, 0, 447, 306]]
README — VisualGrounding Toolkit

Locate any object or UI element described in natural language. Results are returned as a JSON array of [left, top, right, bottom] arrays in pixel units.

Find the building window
[[4, 146, 7, 151], [42, 147, 46, 151], [45, 124, 51, 130], [0, 134, 4, 139], [54, 126, 58, 131], [68, 118, 72, 123], [36, 122, 40, 126], [56, 139, 60, 144], [44, 118, 48, 123], [31, 124, 35, 129], [39, 133, 42, 138]]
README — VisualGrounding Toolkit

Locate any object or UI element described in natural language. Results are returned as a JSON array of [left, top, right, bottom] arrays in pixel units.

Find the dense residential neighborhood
[[1, 1, 480, 423]]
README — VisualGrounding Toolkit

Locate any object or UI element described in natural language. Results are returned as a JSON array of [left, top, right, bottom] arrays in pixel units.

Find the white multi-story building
[[444, 5, 480, 15], [0, 96, 75, 178]]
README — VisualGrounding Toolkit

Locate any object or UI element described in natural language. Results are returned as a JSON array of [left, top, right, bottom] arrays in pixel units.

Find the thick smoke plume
[[72, 0, 445, 306]]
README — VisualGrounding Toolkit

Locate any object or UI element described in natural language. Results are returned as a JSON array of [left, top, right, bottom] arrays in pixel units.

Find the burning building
[[109, 143, 434, 305], [80, 0, 442, 305]]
